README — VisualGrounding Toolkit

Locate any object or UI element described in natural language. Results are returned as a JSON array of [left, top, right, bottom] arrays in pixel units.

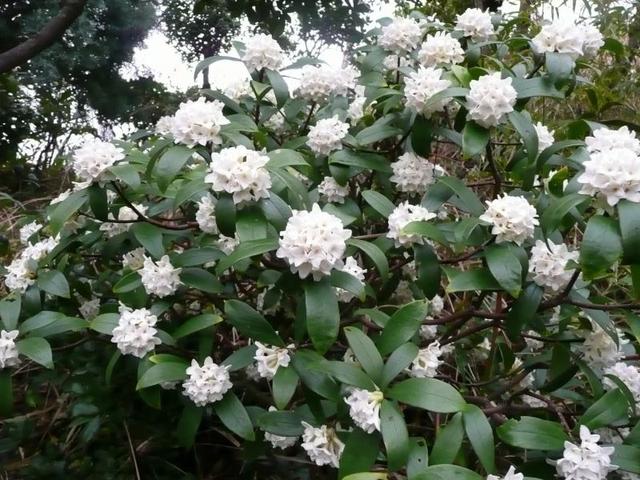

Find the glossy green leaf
[[381, 400, 409, 471], [581, 388, 630, 430], [172, 313, 222, 339], [508, 110, 538, 163], [580, 215, 622, 279], [16, 337, 53, 369], [431, 413, 464, 465], [224, 300, 283, 346], [387, 378, 465, 413], [37, 270, 70, 298], [462, 121, 489, 157], [213, 392, 255, 441], [347, 238, 389, 280], [305, 278, 340, 354], [463, 404, 495, 473], [496, 416, 568, 451], [131, 223, 164, 259], [485, 244, 522, 297], [344, 326, 384, 384], [215, 238, 279, 274], [376, 301, 429, 356], [136, 362, 188, 389], [273, 366, 298, 409]]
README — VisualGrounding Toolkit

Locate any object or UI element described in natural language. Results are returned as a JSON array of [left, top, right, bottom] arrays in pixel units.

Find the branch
[[0, 0, 88, 74]]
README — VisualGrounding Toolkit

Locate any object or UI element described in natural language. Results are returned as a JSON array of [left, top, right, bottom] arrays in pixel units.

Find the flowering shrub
[[2, 7, 640, 480]]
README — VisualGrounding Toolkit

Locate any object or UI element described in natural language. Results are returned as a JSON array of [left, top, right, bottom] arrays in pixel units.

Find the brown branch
[[0, 0, 88, 74]]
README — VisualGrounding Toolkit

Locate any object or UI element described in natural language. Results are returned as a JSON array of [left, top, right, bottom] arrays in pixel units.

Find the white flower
[[604, 362, 640, 403], [336, 256, 366, 302], [301, 422, 345, 468], [479, 194, 539, 245], [253, 342, 292, 379], [430, 294, 444, 315], [111, 304, 161, 358], [580, 324, 623, 371], [521, 393, 548, 409], [223, 78, 251, 101], [487, 466, 524, 480], [307, 116, 349, 156], [4, 236, 59, 293], [529, 240, 579, 291], [182, 356, 232, 406], [71, 137, 124, 189], [156, 115, 174, 135], [555, 426, 617, 480], [276, 204, 351, 280], [245, 362, 261, 382], [420, 324, 438, 340], [265, 111, 287, 132], [578, 147, 640, 206], [582, 24, 605, 57], [50, 189, 72, 205], [242, 33, 283, 71], [524, 331, 544, 351], [405, 67, 452, 117], [169, 98, 230, 147], [378, 17, 423, 54], [318, 176, 350, 203], [122, 247, 146, 270], [387, 201, 437, 247], [218, 234, 240, 255], [533, 122, 555, 151], [455, 8, 495, 42], [19, 221, 41, 245], [466, 73, 517, 127], [532, 19, 585, 59], [264, 407, 298, 449], [205, 146, 271, 205], [139, 255, 182, 298], [347, 95, 367, 124], [344, 388, 383, 433], [390, 152, 443, 193], [511, 357, 535, 389], [410, 340, 443, 378], [99, 204, 146, 238], [418, 32, 465, 67], [383, 54, 411, 71], [0, 330, 20, 369], [79, 297, 100, 320], [296, 64, 358, 103], [586, 126, 640, 155], [195, 193, 218, 234]]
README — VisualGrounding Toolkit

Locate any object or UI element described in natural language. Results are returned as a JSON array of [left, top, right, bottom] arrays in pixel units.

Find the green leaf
[[90, 313, 119, 335], [176, 404, 203, 448], [257, 410, 304, 436], [331, 270, 365, 300], [537, 140, 585, 169], [19, 311, 65, 335], [136, 362, 187, 389], [268, 168, 310, 209], [422, 87, 469, 112], [48, 189, 88, 235], [613, 445, 640, 474], [314, 360, 376, 390], [545, 52, 575, 83], [431, 413, 464, 465], [343, 475, 387, 480], [109, 163, 140, 189], [362, 190, 395, 218], [88, 183, 108, 221], [347, 238, 389, 279], [403, 222, 448, 246], [329, 150, 392, 173], [173, 247, 224, 267], [541, 193, 589, 233], [386, 378, 466, 413], [485, 244, 522, 297], [131, 223, 164, 259], [618, 200, 640, 265], [181, 268, 223, 293], [215, 238, 279, 274], [305, 278, 340, 354], [580, 215, 623, 279], [512, 77, 565, 99], [215, 194, 236, 236], [266, 149, 308, 169], [496, 416, 568, 451], [264, 69, 289, 107], [463, 404, 495, 473], [339, 428, 380, 479], [344, 327, 384, 384], [16, 337, 53, 369], [506, 283, 543, 338], [36, 270, 70, 298], [0, 371, 12, 417], [213, 392, 255, 441], [194, 55, 242, 79], [376, 301, 429, 356], [407, 437, 429, 479], [414, 244, 441, 299], [273, 366, 299, 409], [113, 271, 142, 293], [291, 349, 340, 400], [225, 113, 258, 132], [462, 121, 489, 158], [381, 400, 409, 471], [444, 267, 500, 292], [436, 177, 485, 216], [581, 388, 630, 430], [173, 178, 207, 209], [224, 300, 283, 346], [356, 124, 402, 145], [413, 465, 482, 480], [381, 342, 419, 388], [172, 313, 222, 339], [222, 344, 257, 372], [508, 110, 538, 163], [0, 294, 21, 330], [155, 145, 192, 191]]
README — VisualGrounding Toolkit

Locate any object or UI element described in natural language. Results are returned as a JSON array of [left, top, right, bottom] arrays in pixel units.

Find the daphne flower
[[391, 152, 443, 193], [533, 122, 555, 151], [336, 256, 366, 302], [182, 357, 232, 406], [383, 54, 411, 71], [296, 64, 358, 103], [0, 330, 20, 369], [529, 240, 579, 291], [580, 324, 623, 371], [487, 466, 524, 480], [301, 422, 345, 468], [532, 19, 585, 59], [223, 78, 251, 101], [582, 24, 604, 57], [387, 201, 437, 247], [111, 304, 161, 358], [71, 137, 124, 189], [19, 221, 42, 245], [99, 204, 146, 238], [253, 342, 292, 380], [218, 234, 240, 255], [265, 111, 287, 132], [276, 204, 351, 280], [4, 236, 59, 293], [195, 193, 218, 234], [467, 73, 517, 127], [169, 98, 230, 147], [307, 117, 349, 156], [318, 176, 349, 203], [264, 407, 298, 449], [586, 127, 640, 155], [122, 247, 146, 271], [578, 147, 640, 206], [479, 194, 539, 245], [79, 297, 100, 320], [347, 94, 367, 125], [344, 388, 383, 433], [410, 341, 443, 378], [242, 33, 283, 71], [405, 67, 452, 117], [378, 17, 422, 54], [140, 255, 182, 298], [555, 426, 617, 479], [420, 324, 438, 340], [604, 362, 640, 403], [455, 8, 495, 41], [418, 32, 465, 67], [50, 189, 72, 205]]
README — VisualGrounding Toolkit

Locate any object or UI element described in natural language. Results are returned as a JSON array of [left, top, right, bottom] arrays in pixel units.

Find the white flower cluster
[[122, 247, 146, 271], [318, 176, 350, 203], [265, 111, 287, 132], [479, 194, 539, 245], [604, 362, 640, 403], [418, 31, 465, 67], [264, 407, 298, 449], [455, 8, 494, 41], [222, 78, 251, 101], [580, 324, 623, 371], [405, 67, 452, 117], [253, 342, 292, 380], [410, 340, 443, 378], [99, 204, 146, 238], [390, 152, 443, 193], [487, 466, 524, 480], [301, 422, 345, 468], [383, 54, 411, 71], [195, 193, 218, 234], [242, 33, 283, 71], [378, 17, 422, 54], [0, 330, 20, 369], [19, 221, 41, 245], [528, 240, 579, 291], [276, 204, 351, 280], [182, 356, 232, 406], [532, 19, 604, 59], [296, 64, 358, 103], [307, 116, 349, 156], [4, 236, 59, 293], [534, 122, 555, 151], [555, 426, 616, 480], [336, 256, 366, 302], [79, 297, 100, 320], [139, 255, 182, 298], [347, 91, 367, 124], [344, 388, 383, 433], [205, 146, 271, 205], [166, 98, 230, 147], [71, 138, 125, 189], [578, 127, 640, 206], [387, 202, 437, 247], [111, 304, 161, 358], [466, 73, 517, 127]]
